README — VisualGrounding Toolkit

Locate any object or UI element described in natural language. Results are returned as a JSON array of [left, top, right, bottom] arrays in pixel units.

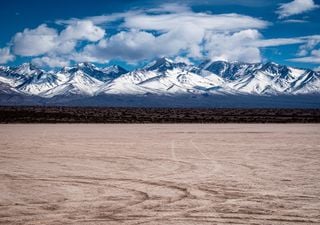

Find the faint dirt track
[[0, 124, 319, 224]]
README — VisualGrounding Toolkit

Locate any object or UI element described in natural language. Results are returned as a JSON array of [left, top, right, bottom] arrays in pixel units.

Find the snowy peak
[[0, 65, 9, 72], [13, 63, 43, 76], [76, 62, 97, 69], [102, 65, 128, 78], [63, 62, 118, 82], [199, 60, 260, 80], [68, 62, 99, 74], [144, 57, 187, 72], [199, 60, 228, 71], [260, 62, 290, 78]]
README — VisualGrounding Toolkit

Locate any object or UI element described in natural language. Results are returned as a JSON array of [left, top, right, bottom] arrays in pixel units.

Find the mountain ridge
[[0, 58, 319, 101]]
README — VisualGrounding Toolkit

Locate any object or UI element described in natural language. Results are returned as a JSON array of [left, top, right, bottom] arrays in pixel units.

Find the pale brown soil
[[0, 124, 319, 225]]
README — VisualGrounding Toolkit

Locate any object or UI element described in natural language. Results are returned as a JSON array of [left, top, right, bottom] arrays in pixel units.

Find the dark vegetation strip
[[0, 106, 319, 123]]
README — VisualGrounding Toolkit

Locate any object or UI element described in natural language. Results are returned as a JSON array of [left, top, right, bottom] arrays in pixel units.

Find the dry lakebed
[[0, 124, 319, 224]]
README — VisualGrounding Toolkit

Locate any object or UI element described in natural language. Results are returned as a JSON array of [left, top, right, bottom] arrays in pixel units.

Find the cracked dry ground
[[0, 124, 319, 225]]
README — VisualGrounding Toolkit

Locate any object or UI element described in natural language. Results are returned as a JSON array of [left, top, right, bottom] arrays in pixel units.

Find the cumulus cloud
[[32, 56, 70, 68], [276, 0, 319, 19], [79, 26, 310, 64], [1, 3, 319, 67], [0, 47, 15, 64], [203, 29, 262, 63], [60, 20, 105, 42], [13, 24, 58, 56], [76, 29, 191, 63], [54, 41, 77, 55], [72, 5, 269, 64], [12, 21, 104, 58], [77, 30, 157, 63], [77, 5, 319, 65], [80, 10, 319, 64], [77, 28, 204, 64]]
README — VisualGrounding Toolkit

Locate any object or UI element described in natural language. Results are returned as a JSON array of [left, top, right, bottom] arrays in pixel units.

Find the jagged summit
[[102, 65, 128, 78], [13, 63, 43, 76], [199, 60, 261, 81], [144, 57, 187, 71], [76, 62, 96, 68]]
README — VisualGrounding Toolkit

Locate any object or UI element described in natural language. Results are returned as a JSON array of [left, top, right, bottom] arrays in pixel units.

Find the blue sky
[[0, 0, 319, 70]]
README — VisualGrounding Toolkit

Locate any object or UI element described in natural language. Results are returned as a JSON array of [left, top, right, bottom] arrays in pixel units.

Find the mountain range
[[0, 58, 320, 107]]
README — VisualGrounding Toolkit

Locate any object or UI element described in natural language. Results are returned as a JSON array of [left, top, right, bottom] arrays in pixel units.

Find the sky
[[0, 0, 320, 70]]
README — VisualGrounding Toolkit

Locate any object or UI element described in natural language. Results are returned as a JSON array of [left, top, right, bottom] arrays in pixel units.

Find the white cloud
[[79, 30, 157, 63], [60, 20, 105, 42], [202, 32, 320, 63], [54, 41, 77, 54], [289, 56, 320, 63], [122, 12, 269, 33], [311, 49, 320, 57], [296, 37, 320, 56], [78, 27, 207, 64], [288, 36, 320, 63], [32, 56, 70, 68], [72, 5, 269, 64], [146, 3, 191, 13], [40, 5, 319, 66], [2, 3, 319, 68], [0, 47, 15, 64], [13, 24, 58, 56], [281, 19, 308, 23], [12, 22, 104, 57], [173, 56, 192, 65], [203, 29, 262, 63], [2, 4, 273, 66], [56, 11, 141, 26], [60, 2, 268, 31], [276, 0, 319, 19], [84, 26, 309, 64], [252, 37, 306, 47], [289, 48, 320, 63]]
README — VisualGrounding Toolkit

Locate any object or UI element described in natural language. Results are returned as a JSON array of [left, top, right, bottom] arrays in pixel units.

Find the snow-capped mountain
[[144, 57, 189, 72], [199, 60, 320, 95], [12, 63, 43, 77], [102, 65, 128, 79], [0, 58, 319, 100], [198, 60, 261, 81], [101, 58, 225, 95]]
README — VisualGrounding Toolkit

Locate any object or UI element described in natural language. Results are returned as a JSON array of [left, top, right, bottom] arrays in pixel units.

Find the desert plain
[[0, 124, 319, 224]]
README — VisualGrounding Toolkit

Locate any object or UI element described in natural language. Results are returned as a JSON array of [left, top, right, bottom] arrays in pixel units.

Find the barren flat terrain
[[0, 124, 319, 225], [1, 107, 320, 123]]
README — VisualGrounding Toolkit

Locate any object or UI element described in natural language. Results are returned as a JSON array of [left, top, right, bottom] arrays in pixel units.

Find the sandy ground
[[0, 124, 319, 225]]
